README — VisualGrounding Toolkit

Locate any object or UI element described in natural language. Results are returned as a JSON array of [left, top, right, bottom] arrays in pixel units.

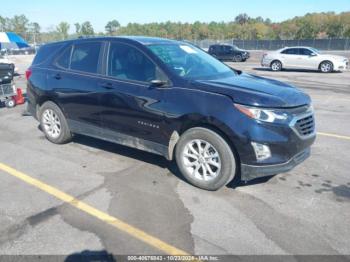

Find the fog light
[[251, 142, 271, 161]]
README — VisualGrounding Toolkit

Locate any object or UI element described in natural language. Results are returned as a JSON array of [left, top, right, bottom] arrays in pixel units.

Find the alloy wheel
[[271, 61, 281, 71], [320, 62, 332, 73], [42, 109, 61, 139], [182, 139, 222, 181]]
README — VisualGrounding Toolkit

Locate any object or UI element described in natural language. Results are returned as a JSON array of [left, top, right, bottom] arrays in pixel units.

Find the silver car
[[261, 46, 349, 73]]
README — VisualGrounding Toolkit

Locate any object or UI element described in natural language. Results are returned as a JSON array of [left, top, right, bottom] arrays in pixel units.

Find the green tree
[[81, 21, 94, 35], [28, 22, 41, 43], [105, 20, 120, 35], [11, 15, 29, 38], [74, 23, 81, 35], [235, 13, 250, 25], [0, 16, 6, 31], [56, 22, 70, 40]]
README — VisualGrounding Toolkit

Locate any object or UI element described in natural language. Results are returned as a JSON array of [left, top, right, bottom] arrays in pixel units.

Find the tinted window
[[70, 42, 102, 73], [108, 43, 159, 82], [282, 48, 298, 55], [224, 46, 233, 52], [299, 48, 312, 56], [32, 43, 64, 65], [56, 46, 72, 69], [211, 46, 219, 52]]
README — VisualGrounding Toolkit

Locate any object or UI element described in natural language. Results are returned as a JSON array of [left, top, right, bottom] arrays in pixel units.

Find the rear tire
[[39, 101, 72, 144], [271, 60, 282, 71], [319, 61, 333, 73], [175, 127, 237, 191]]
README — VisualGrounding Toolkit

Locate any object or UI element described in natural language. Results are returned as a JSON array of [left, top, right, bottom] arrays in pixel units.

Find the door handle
[[53, 73, 61, 80], [99, 82, 114, 89]]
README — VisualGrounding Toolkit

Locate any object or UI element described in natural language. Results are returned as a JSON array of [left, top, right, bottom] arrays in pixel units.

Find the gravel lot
[[0, 53, 349, 259]]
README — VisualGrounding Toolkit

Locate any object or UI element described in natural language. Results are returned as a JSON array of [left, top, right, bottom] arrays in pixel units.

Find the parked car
[[208, 44, 250, 62], [26, 37, 315, 191], [9, 47, 36, 55], [261, 46, 349, 73]]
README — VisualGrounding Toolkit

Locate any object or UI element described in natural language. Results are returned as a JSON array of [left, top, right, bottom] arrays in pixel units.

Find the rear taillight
[[25, 68, 32, 80]]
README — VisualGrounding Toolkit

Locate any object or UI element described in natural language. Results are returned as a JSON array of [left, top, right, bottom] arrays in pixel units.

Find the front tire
[[271, 60, 282, 71], [319, 61, 333, 73], [39, 101, 72, 144], [234, 55, 243, 62], [175, 127, 237, 191]]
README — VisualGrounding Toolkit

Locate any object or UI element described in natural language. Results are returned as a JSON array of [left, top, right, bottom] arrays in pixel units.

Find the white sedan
[[261, 47, 349, 73]]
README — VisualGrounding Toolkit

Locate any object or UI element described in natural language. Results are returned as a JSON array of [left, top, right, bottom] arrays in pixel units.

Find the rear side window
[[56, 46, 72, 69], [32, 43, 64, 66], [282, 48, 299, 55], [70, 42, 102, 74]]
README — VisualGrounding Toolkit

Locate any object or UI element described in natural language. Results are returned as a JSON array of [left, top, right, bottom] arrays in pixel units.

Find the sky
[[1, 0, 349, 32]]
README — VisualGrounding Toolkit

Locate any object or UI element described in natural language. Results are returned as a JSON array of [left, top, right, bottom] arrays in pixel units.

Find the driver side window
[[108, 42, 161, 83], [300, 48, 312, 56]]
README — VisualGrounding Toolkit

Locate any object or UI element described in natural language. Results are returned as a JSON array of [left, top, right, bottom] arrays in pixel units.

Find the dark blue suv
[[26, 37, 316, 190]]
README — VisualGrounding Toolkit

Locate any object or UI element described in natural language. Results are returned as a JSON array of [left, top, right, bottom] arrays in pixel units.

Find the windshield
[[147, 43, 236, 80], [310, 47, 320, 54]]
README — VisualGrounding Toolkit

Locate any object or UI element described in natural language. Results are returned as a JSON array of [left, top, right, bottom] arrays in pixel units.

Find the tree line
[[0, 12, 350, 44]]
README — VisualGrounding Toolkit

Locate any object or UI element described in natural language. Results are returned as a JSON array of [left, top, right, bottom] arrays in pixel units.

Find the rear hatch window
[[32, 43, 65, 66]]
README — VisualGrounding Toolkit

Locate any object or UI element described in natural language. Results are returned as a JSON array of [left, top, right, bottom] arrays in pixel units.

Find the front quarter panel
[[158, 86, 243, 154]]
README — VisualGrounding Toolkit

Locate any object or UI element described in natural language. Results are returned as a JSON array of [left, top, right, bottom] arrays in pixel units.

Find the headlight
[[234, 104, 289, 123]]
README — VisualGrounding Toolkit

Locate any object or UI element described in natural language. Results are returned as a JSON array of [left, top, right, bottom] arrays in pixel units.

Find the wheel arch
[[36, 97, 67, 120], [169, 116, 241, 177], [318, 60, 334, 70], [270, 59, 283, 68]]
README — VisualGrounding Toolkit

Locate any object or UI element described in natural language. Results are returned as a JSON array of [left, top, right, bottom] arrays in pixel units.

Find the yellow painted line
[[317, 132, 350, 141], [0, 162, 188, 256]]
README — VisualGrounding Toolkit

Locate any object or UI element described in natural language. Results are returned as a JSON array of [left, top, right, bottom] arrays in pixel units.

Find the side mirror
[[310, 53, 317, 56], [150, 79, 168, 88]]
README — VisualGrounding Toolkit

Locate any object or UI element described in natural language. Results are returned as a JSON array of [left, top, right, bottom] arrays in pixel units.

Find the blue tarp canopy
[[0, 32, 30, 49]]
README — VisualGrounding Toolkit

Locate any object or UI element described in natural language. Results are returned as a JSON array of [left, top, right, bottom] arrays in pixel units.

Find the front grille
[[294, 114, 315, 137]]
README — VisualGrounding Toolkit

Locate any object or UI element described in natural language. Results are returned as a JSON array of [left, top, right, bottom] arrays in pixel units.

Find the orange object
[[14, 88, 25, 105]]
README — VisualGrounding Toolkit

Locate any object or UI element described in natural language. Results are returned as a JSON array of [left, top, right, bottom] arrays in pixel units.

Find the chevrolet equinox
[[26, 37, 316, 191]]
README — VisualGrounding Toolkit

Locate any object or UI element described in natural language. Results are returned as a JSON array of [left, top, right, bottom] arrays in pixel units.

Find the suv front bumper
[[241, 147, 311, 181], [226, 105, 316, 182]]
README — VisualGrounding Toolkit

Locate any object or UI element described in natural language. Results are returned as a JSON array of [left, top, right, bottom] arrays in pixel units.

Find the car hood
[[192, 72, 311, 108], [235, 48, 248, 53]]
